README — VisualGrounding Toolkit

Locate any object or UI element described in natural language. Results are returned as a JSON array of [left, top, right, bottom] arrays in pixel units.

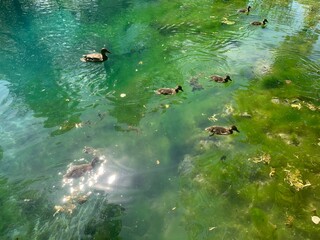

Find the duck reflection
[[60, 146, 149, 208]]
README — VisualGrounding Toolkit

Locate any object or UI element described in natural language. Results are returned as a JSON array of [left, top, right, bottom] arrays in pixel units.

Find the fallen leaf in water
[[311, 216, 320, 224], [284, 166, 311, 191], [208, 114, 218, 122], [305, 102, 317, 111], [291, 103, 302, 109], [285, 80, 292, 84], [249, 152, 271, 164], [221, 18, 235, 25], [269, 167, 276, 177]]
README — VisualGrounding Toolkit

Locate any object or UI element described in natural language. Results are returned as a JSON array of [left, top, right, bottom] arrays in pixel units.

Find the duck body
[[155, 85, 183, 95], [205, 125, 239, 136], [80, 48, 111, 62], [211, 75, 232, 83], [64, 157, 100, 179], [251, 19, 268, 26], [238, 6, 251, 13]]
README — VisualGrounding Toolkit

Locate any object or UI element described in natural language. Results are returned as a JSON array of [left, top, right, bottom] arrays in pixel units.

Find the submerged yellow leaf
[[291, 103, 302, 109], [249, 152, 271, 164], [284, 167, 311, 191], [221, 18, 235, 25], [311, 216, 320, 224], [269, 167, 276, 178]]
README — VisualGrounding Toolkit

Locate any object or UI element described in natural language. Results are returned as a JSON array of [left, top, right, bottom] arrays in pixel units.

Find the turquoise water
[[0, 0, 319, 239]]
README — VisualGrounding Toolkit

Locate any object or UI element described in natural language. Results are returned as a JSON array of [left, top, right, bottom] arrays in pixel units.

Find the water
[[0, 0, 319, 239]]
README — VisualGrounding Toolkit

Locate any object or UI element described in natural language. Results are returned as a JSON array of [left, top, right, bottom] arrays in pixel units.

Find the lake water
[[0, 0, 319, 239]]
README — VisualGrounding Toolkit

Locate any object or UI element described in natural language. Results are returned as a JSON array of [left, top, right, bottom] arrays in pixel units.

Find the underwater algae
[[0, 0, 320, 239], [176, 0, 320, 239]]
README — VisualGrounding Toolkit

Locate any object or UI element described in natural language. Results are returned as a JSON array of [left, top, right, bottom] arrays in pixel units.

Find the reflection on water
[[0, 0, 320, 239]]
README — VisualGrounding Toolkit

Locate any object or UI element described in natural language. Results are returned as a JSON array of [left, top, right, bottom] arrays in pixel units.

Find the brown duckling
[[155, 85, 183, 95], [205, 125, 240, 136], [211, 75, 232, 83], [64, 157, 100, 179], [80, 48, 111, 62], [238, 6, 251, 13], [251, 19, 268, 26]]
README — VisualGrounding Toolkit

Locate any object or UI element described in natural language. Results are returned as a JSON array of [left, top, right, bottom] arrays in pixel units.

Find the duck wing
[[64, 164, 92, 178], [251, 21, 262, 25], [81, 53, 103, 62], [206, 126, 230, 135], [211, 75, 224, 82], [155, 88, 174, 95]]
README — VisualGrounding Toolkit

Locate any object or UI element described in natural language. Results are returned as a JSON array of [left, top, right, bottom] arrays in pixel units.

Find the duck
[[64, 157, 100, 179], [251, 19, 268, 26], [80, 48, 111, 62], [210, 75, 232, 83], [205, 125, 240, 136], [155, 85, 183, 95], [238, 6, 251, 13]]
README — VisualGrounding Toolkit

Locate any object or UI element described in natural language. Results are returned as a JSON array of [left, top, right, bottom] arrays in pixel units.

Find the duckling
[[205, 125, 240, 136], [80, 48, 111, 62], [251, 19, 268, 26], [155, 85, 183, 95], [211, 75, 232, 83], [64, 157, 100, 179], [238, 6, 251, 13]]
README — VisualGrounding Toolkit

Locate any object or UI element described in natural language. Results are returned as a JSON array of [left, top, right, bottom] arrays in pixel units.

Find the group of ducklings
[[78, 6, 268, 138], [238, 5, 268, 26], [153, 6, 268, 136]]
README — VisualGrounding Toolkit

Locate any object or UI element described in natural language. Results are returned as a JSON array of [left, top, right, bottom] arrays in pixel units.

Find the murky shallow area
[[0, 0, 319, 239]]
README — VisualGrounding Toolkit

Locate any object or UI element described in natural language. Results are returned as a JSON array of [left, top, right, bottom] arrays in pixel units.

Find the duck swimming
[[211, 75, 232, 83], [205, 125, 240, 136], [238, 6, 251, 13], [80, 48, 111, 62], [155, 85, 183, 95], [251, 19, 268, 26], [64, 157, 100, 179]]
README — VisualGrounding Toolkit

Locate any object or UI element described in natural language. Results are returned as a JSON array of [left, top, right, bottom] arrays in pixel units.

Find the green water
[[0, 0, 319, 239]]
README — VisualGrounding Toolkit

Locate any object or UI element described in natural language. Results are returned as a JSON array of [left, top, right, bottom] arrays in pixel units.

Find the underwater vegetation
[[0, 0, 319, 239], [177, 0, 320, 238]]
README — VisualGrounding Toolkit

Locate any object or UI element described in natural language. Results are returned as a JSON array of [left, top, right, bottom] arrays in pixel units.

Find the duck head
[[225, 75, 232, 82], [176, 85, 184, 92], [231, 125, 240, 132], [101, 48, 111, 54], [91, 156, 100, 167], [247, 6, 251, 11], [263, 19, 268, 24]]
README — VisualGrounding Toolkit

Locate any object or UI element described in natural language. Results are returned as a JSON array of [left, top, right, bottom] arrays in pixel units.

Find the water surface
[[0, 0, 319, 239]]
